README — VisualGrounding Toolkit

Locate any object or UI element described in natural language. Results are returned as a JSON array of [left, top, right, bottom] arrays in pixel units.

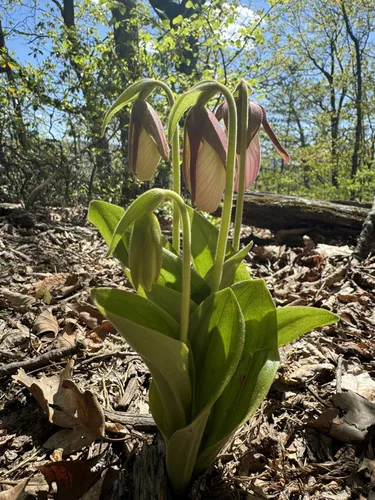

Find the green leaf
[[158, 248, 210, 304], [205, 242, 252, 290], [88, 200, 129, 267], [91, 288, 191, 437], [277, 306, 338, 346], [166, 409, 210, 491], [187, 206, 250, 283], [101, 78, 160, 135], [168, 80, 220, 141], [107, 189, 166, 256], [172, 14, 183, 25], [196, 280, 279, 472], [138, 283, 197, 323], [188, 288, 245, 417]]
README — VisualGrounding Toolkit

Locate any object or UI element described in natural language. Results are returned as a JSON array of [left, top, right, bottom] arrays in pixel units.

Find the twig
[[76, 350, 140, 368], [0, 341, 86, 377], [336, 355, 344, 393], [103, 409, 156, 432], [305, 385, 330, 407]]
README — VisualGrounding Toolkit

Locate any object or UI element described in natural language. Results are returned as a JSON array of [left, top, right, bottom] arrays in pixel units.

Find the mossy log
[[235, 192, 370, 240]]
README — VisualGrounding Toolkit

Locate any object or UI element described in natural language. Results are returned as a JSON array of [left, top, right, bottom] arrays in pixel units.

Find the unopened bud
[[129, 212, 163, 292]]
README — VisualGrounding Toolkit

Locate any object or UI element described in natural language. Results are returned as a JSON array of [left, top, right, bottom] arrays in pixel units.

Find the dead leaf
[[34, 309, 59, 336], [51, 449, 64, 462], [79, 472, 107, 500], [13, 360, 79, 428], [105, 421, 127, 435], [62, 380, 105, 437], [0, 477, 30, 500], [39, 456, 102, 500], [69, 303, 104, 329], [43, 426, 98, 455], [0, 288, 36, 310], [358, 458, 375, 486], [310, 390, 375, 443]]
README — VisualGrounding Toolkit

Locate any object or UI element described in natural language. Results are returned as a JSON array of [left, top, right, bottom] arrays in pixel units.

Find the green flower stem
[[233, 84, 249, 251], [171, 131, 181, 253], [211, 86, 238, 294], [164, 190, 191, 345], [157, 82, 181, 254]]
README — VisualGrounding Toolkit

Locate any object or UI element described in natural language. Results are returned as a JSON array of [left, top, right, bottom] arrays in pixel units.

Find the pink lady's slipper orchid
[[216, 100, 290, 192], [129, 100, 170, 181], [183, 106, 228, 213]]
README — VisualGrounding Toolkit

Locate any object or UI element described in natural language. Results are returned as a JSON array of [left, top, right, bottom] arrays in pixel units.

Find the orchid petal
[[193, 139, 226, 212], [183, 106, 227, 212], [234, 133, 261, 192], [135, 127, 161, 181], [246, 102, 263, 147], [128, 100, 169, 182], [260, 105, 290, 164]]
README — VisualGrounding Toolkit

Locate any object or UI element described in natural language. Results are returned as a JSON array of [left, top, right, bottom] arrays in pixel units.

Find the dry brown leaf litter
[[0, 206, 375, 499]]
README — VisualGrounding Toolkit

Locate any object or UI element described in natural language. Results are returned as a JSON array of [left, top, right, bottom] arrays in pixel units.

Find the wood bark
[[341, 1, 363, 179], [227, 192, 370, 242], [354, 197, 375, 259]]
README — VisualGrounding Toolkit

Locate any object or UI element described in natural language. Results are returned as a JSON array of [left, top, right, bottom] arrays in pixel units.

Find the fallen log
[[230, 192, 370, 243]]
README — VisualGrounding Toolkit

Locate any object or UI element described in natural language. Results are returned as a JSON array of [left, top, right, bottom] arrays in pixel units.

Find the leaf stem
[[210, 85, 238, 293], [233, 83, 248, 251], [164, 190, 191, 345]]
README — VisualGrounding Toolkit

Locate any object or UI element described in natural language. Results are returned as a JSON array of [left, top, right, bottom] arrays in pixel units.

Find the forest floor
[[0, 204, 375, 500]]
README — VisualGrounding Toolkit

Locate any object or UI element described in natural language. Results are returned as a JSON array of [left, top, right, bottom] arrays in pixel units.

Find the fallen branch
[[354, 196, 375, 259], [215, 192, 370, 243], [0, 341, 86, 377], [103, 409, 156, 432]]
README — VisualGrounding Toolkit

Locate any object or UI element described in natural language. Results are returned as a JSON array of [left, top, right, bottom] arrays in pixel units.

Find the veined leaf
[[88, 200, 129, 267], [188, 287, 245, 417], [187, 206, 250, 283], [277, 306, 338, 346], [205, 242, 253, 290], [158, 248, 210, 304], [166, 409, 210, 491], [91, 288, 191, 437], [138, 283, 197, 323], [107, 189, 166, 256], [196, 280, 279, 472]]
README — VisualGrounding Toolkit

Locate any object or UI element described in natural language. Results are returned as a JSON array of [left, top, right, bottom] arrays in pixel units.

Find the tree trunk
[[341, 1, 363, 179]]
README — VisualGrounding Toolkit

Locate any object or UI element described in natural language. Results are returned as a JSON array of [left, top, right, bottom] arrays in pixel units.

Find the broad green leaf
[[138, 283, 197, 323], [277, 306, 338, 346], [188, 288, 245, 417], [88, 200, 129, 267], [101, 79, 160, 135], [187, 206, 218, 277], [205, 242, 253, 290], [108, 189, 166, 256], [158, 248, 210, 304], [187, 206, 250, 284], [198, 280, 279, 466], [168, 80, 220, 141], [91, 287, 179, 339], [166, 409, 210, 491], [91, 288, 191, 437]]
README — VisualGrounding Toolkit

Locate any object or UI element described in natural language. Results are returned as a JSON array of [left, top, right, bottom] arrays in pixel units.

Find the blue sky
[[2, 0, 270, 66]]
